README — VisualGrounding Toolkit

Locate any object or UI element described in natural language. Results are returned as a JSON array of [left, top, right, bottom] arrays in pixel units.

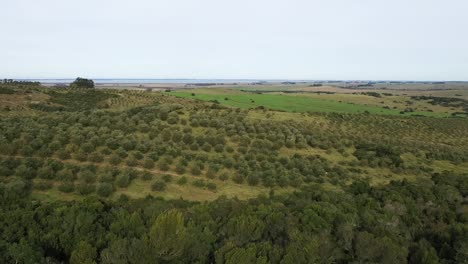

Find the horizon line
[[4, 78, 468, 83]]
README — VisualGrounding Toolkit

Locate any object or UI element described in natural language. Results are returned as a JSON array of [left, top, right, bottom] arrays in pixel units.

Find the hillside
[[1, 83, 467, 263]]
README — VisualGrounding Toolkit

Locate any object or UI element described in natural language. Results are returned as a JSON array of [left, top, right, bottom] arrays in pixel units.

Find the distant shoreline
[[12, 79, 468, 84]]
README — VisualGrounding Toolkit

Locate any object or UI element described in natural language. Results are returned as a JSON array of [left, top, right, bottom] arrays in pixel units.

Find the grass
[[120, 177, 278, 201], [170, 90, 448, 117]]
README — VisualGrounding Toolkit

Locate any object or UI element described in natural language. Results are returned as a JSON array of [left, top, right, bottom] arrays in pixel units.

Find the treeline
[[0, 171, 466, 263], [0, 80, 41, 94], [1, 79, 41, 86]]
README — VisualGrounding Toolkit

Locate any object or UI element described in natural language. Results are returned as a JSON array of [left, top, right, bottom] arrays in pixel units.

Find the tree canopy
[[70, 77, 95, 89]]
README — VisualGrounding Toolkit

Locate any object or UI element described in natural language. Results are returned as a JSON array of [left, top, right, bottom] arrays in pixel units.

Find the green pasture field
[[171, 89, 450, 117]]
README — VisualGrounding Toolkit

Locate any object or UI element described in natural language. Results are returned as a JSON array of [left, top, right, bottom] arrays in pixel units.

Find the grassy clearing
[[171, 90, 448, 117], [120, 177, 278, 201]]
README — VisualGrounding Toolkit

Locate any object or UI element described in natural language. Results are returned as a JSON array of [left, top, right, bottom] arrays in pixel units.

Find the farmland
[[171, 88, 463, 117], [1, 81, 467, 263]]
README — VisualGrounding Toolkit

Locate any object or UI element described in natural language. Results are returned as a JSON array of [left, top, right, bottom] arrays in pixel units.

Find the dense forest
[[0, 82, 467, 263]]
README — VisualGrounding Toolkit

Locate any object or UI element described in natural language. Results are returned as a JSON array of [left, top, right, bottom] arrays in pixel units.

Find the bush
[[162, 174, 173, 183], [175, 163, 186, 174], [58, 182, 75, 193], [192, 179, 205, 188], [158, 160, 170, 171], [177, 176, 188, 185], [98, 172, 114, 183], [143, 158, 155, 169], [97, 183, 114, 197], [115, 173, 130, 188], [206, 182, 217, 191], [56, 149, 71, 160], [232, 174, 244, 184], [88, 152, 104, 163], [126, 156, 138, 167], [151, 180, 166, 192], [37, 166, 55, 180], [78, 170, 96, 183], [214, 144, 224, 153], [34, 180, 53, 190], [141, 171, 153, 181], [219, 173, 229, 181], [190, 165, 202, 176], [57, 169, 76, 182], [76, 183, 96, 195], [206, 169, 216, 179], [201, 143, 212, 152], [72, 150, 87, 162], [108, 154, 122, 165]]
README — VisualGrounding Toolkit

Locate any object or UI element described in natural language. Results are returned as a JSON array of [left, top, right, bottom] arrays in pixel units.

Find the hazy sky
[[2, 0, 468, 80]]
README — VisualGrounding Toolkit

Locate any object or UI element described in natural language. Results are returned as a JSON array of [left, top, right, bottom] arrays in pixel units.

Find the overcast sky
[[2, 0, 468, 80]]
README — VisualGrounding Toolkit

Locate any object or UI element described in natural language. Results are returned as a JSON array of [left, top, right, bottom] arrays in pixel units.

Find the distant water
[[18, 79, 305, 84]]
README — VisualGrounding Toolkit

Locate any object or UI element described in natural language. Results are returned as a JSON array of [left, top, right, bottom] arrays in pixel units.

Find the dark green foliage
[[0, 175, 466, 263], [58, 182, 75, 193], [219, 173, 229, 181], [115, 173, 130, 188], [76, 183, 96, 195], [162, 174, 173, 183], [177, 176, 188, 185], [158, 159, 170, 171], [192, 179, 205, 188], [34, 180, 53, 190], [70, 77, 95, 89], [141, 171, 153, 181], [97, 183, 114, 197], [206, 182, 217, 191], [151, 180, 166, 191]]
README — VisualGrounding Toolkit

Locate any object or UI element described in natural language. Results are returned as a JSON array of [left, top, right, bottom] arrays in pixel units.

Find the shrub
[[162, 174, 173, 183], [34, 180, 53, 190], [15, 164, 36, 180], [177, 176, 188, 185], [72, 150, 87, 162], [192, 179, 205, 188], [175, 163, 186, 174], [206, 169, 216, 179], [158, 160, 170, 171], [126, 156, 138, 167], [214, 144, 224, 153], [115, 173, 130, 188], [58, 182, 75, 193], [232, 174, 244, 184], [143, 158, 155, 169], [206, 182, 217, 191], [108, 154, 122, 165], [201, 143, 212, 152], [190, 165, 201, 176], [98, 172, 114, 183], [219, 173, 229, 181], [151, 180, 166, 192], [78, 170, 96, 183], [57, 169, 76, 182], [37, 166, 55, 180], [76, 183, 96, 195], [141, 171, 153, 181], [88, 152, 104, 163], [97, 183, 114, 197]]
